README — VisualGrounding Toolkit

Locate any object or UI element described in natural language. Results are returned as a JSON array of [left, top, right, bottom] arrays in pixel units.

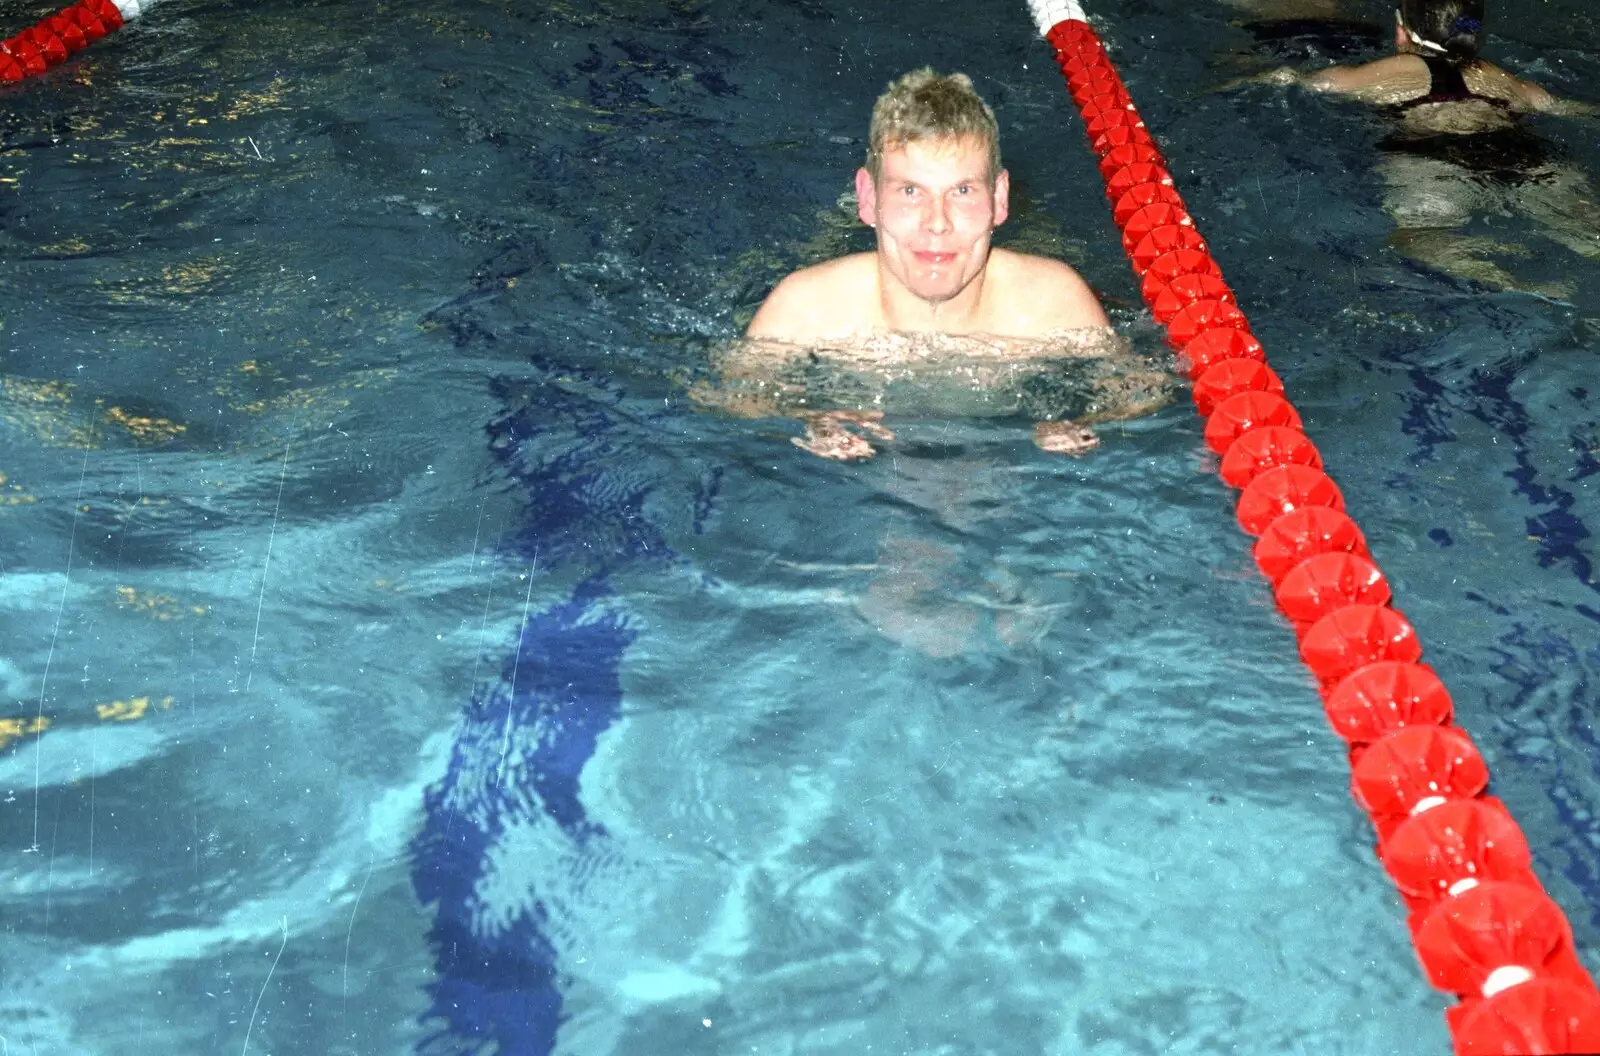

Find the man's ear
[[855, 167, 878, 227], [992, 169, 1011, 227]]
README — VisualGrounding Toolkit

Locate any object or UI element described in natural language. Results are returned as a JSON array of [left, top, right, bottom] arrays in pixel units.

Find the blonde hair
[[865, 68, 1001, 184]]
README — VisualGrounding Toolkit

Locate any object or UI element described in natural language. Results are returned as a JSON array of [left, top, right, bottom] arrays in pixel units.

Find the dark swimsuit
[[1405, 55, 1477, 105], [1378, 56, 1553, 184]]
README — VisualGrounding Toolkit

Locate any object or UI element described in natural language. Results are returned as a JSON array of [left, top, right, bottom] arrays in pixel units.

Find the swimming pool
[[2, 0, 1597, 1052]]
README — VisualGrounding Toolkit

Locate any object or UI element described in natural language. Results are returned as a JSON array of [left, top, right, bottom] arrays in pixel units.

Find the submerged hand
[[688, 381, 784, 419], [793, 411, 894, 461], [1033, 420, 1100, 456], [1213, 66, 1301, 93], [1547, 98, 1599, 118]]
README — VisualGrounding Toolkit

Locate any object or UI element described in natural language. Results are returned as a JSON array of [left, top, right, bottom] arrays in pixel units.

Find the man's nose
[[924, 196, 951, 234]]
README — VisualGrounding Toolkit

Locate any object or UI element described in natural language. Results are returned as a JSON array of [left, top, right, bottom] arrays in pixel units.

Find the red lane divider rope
[[1029, 9, 1600, 1054], [1, 0, 155, 83]]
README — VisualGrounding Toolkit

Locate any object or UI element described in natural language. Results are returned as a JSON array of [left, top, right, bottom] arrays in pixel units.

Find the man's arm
[[690, 331, 806, 419]]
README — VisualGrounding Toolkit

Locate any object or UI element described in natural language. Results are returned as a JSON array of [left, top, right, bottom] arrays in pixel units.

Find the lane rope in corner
[[1, 0, 159, 82], [1023, 2, 1600, 1053]]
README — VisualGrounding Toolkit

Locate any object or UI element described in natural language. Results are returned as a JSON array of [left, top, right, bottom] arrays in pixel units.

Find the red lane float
[[1299, 604, 1422, 687], [1112, 181, 1184, 225], [1178, 327, 1265, 379], [1, 0, 154, 83], [1352, 725, 1488, 840], [1235, 463, 1342, 535], [1274, 550, 1388, 634], [1148, 270, 1233, 326], [1026, 0, 1600, 1049], [1105, 159, 1169, 197], [1416, 882, 1596, 1004], [1324, 661, 1455, 759], [1220, 426, 1323, 490], [1203, 390, 1302, 455]]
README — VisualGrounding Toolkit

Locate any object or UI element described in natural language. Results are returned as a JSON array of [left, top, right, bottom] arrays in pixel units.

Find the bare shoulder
[[1463, 60, 1561, 113], [986, 248, 1110, 334], [746, 254, 878, 340]]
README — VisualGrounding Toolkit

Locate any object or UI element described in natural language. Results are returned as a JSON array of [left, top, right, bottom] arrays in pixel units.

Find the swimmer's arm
[[1214, 66, 1303, 91], [687, 378, 785, 419], [1030, 365, 1173, 456], [1299, 56, 1429, 101], [1514, 80, 1586, 115], [1484, 69, 1587, 115], [689, 335, 806, 418], [1081, 367, 1174, 424], [1242, 57, 1427, 103], [1221, 65, 1356, 91], [1471, 64, 1597, 116], [1544, 97, 1600, 117], [1465, 62, 1544, 111]]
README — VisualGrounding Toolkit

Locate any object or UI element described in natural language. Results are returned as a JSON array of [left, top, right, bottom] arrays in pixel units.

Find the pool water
[[1, 0, 1598, 1052]]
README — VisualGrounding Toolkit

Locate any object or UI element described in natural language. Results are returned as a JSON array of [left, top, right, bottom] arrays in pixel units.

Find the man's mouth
[[913, 251, 958, 265]]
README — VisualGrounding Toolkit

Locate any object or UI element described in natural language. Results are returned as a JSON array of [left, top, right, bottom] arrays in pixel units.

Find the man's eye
[[901, 185, 917, 196], [955, 184, 972, 195]]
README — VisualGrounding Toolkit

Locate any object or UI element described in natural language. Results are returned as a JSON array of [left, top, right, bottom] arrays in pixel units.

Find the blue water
[[1, 0, 1598, 1053]]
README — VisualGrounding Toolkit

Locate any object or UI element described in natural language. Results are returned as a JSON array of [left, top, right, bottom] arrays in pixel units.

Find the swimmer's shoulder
[[1461, 60, 1563, 113], [746, 254, 878, 340], [986, 248, 1110, 334]]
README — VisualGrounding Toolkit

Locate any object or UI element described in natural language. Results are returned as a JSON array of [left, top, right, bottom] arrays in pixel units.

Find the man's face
[[856, 136, 1009, 306]]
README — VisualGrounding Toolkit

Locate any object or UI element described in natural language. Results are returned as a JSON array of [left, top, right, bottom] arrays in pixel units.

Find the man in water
[[724, 67, 1161, 460]]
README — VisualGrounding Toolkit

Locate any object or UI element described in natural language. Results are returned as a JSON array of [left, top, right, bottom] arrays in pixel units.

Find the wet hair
[[1399, 0, 1485, 65], [865, 68, 1001, 184]]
